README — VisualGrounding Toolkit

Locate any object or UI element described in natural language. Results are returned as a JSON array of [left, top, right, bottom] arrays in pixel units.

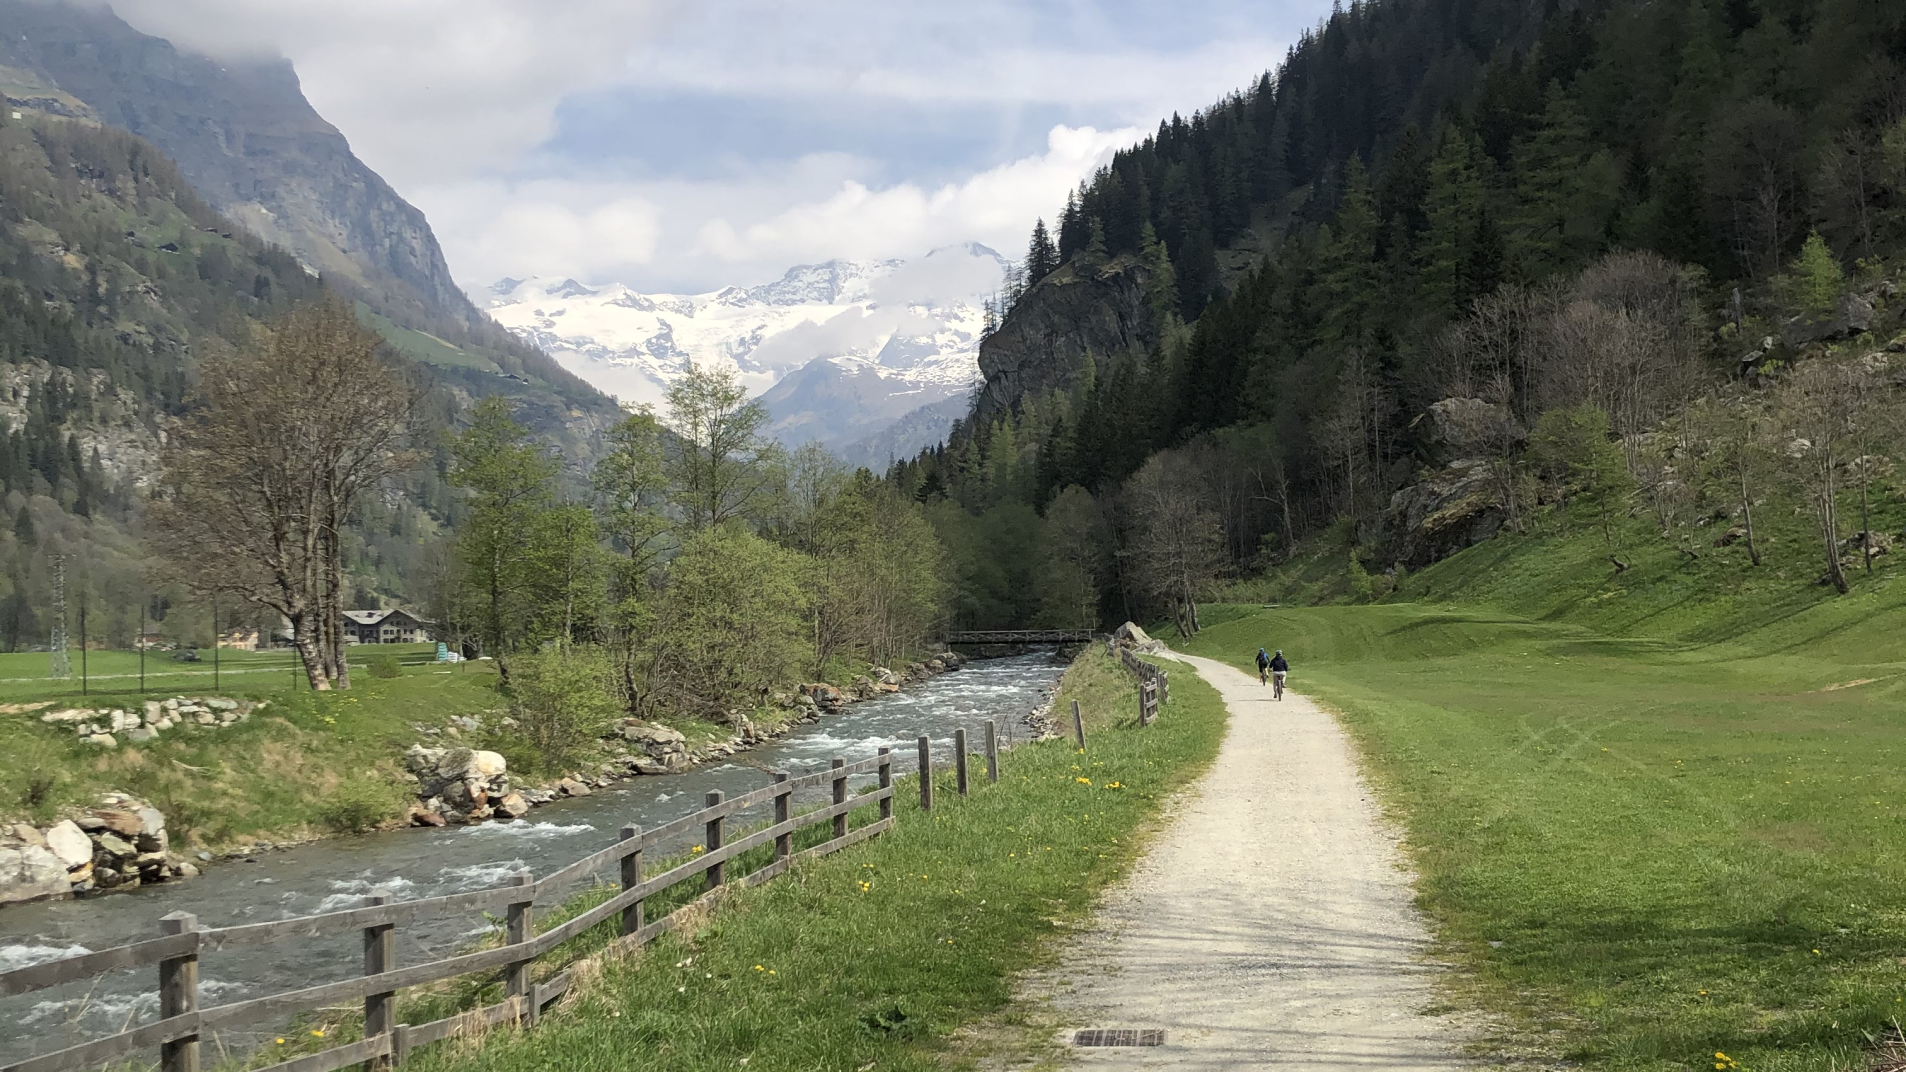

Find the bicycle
[[1272, 670, 1286, 700]]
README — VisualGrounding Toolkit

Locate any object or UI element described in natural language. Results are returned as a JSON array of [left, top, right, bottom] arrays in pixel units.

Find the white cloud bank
[[101, 0, 1308, 292], [426, 124, 1140, 292]]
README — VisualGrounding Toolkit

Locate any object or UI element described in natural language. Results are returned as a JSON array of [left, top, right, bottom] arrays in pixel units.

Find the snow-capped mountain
[[483, 244, 1006, 461]]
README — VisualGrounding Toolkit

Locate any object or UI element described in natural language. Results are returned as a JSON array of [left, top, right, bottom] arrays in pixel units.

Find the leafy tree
[[1527, 404, 1633, 544], [666, 363, 776, 529], [651, 526, 809, 720], [450, 396, 558, 661]]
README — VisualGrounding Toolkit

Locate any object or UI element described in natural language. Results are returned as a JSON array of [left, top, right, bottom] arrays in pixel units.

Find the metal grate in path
[[1073, 1029, 1165, 1047]]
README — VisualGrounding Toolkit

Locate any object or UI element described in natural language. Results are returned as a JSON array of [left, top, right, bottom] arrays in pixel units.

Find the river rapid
[[0, 653, 1066, 1062]]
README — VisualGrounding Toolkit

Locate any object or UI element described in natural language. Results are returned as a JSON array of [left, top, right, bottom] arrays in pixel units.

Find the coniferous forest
[[892, 0, 1906, 631]]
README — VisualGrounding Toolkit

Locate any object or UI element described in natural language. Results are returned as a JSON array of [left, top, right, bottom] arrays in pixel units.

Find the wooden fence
[[1108, 641, 1170, 725], [0, 724, 1010, 1072]]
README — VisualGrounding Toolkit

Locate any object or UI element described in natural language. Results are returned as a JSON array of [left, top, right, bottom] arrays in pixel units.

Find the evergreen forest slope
[[892, 0, 1906, 639]]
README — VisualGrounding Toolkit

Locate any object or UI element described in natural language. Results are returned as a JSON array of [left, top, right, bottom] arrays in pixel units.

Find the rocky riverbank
[[0, 655, 976, 906], [395, 654, 973, 828], [0, 794, 200, 905]]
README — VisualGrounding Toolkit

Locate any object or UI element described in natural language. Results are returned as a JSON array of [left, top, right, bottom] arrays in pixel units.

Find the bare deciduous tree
[[151, 301, 418, 689], [1777, 359, 1863, 594], [1124, 452, 1226, 638]]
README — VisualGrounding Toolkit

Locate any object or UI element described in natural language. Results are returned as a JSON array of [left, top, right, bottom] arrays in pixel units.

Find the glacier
[[482, 244, 1006, 465]]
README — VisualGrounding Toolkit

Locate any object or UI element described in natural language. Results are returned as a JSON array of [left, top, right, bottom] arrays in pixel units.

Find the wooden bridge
[[944, 629, 1096, 645]]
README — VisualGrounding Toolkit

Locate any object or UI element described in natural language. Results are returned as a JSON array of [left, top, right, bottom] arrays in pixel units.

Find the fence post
[[158, 912, 199, 1072], [1072, 700, 1086, 749], [831, 758, 848, 839], [1139, 682, 1153, 727], [391, 1024, 412, 1066], [619, 825, 644, 937], [363, 894, 395, 1071], [983, 720, 998, 783], [877, 748, 893, 821], [772, 771, 792, 861], [1159, 670, 1170, 705], [917, 735, 933, 812], [704, 790, 725, 890], [504, 871, 534, 1013], [954, 728, 969, 797]]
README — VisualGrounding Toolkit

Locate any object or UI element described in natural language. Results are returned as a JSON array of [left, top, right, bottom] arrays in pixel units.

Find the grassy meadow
[[1186, 524, 1906, 1072], [0, 645, 509, 844]]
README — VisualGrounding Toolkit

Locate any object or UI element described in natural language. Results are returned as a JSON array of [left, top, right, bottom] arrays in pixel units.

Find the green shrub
[[367, 652, 402, 679], [501, 646, 622, 774], [318, 777, 405, 834]]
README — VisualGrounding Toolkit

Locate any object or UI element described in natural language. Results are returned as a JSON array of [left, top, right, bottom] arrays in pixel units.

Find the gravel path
[[1043, 654, 1466, 1071]]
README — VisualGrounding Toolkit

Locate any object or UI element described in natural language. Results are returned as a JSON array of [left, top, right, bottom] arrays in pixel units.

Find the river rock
[[0, 845, 70, 904], [44, 821, 92, 869], [492, 792, 530, 819], [92, 809, 144, 838], [618, 722, 687, 757], [86, 733, 117, 747], [556, 777, 591, 797], [802, 683, 844, 707], [11, 823, 45, 848], [94, 832, 136, 859]]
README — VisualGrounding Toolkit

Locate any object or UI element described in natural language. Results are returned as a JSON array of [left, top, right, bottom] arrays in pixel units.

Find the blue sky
[[110, 0, 1331, 293]]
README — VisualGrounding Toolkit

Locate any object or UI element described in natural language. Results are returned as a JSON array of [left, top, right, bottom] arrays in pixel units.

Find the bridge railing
[[943, 629, 1096, 645]]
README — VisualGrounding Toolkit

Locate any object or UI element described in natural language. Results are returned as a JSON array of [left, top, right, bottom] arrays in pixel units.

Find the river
[[0, 653, 1065, 1063]]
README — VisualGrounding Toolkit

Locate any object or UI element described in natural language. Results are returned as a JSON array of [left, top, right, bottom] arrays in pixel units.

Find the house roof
[[342, 609, 430, 627]]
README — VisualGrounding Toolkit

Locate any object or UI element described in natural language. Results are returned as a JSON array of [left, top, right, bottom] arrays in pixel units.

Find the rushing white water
[[0, 653, 1064, 1063]]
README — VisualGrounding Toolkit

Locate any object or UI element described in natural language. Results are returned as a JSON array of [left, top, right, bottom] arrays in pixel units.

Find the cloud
[[97, 0, 1317, 291], [102, 0, 673, 187], [425, 124, 1137, 293]]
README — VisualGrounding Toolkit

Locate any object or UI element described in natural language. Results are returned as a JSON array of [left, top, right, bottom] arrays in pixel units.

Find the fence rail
[[944, 630, 1095, 645], [1, 729, 1021, 1072]]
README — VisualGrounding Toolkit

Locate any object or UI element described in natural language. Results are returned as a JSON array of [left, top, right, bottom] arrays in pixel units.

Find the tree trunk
[[1819, 469, 1848, 594], [291, 610, 331, 690], [1736, 465, 1761, 567]]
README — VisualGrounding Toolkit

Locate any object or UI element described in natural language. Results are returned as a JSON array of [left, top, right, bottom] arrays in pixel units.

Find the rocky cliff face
[[0, 0, 470, 327], [973, 255, 1151, 421]]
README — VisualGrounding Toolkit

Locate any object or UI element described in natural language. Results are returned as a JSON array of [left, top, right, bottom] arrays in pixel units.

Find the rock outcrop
[[0, 794, 195, 905], [974, 255, 1152, 422], [1380, 458, 1506, 570]]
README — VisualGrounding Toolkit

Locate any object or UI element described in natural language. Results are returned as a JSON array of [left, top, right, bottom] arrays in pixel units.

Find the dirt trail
[[1042, 654, 1466, 1070]]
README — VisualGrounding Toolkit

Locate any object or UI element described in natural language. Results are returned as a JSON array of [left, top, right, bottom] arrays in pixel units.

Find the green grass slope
[[1185, 523, 1906, 1072]]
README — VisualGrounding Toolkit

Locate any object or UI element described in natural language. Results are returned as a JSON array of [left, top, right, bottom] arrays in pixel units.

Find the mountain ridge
[[487, 245, 1007, 456]]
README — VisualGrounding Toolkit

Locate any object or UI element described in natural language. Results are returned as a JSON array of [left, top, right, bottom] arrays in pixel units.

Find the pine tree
[[1319, 156, 1382, 347], [1026, 218, 1059, 285], [1418, 126, 1485, 317], [1789, 232, 1846, 318], [1058, 189, 1087, 261]]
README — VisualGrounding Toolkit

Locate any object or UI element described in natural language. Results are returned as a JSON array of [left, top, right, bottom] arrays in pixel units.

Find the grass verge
[[324, 646, 1226, 1072], [1186, 598, 1906, 1072]]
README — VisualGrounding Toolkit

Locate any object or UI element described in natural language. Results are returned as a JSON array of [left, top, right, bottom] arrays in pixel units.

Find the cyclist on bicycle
[[1269, 650, 1289, 699], [1256, 647, 1271, 685]]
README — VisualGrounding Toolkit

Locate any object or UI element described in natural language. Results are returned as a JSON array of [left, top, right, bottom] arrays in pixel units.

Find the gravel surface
[[1044, 653, 1467, 1070]]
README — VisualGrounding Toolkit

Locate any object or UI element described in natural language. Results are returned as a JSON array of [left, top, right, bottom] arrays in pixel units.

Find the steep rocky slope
[[0, 0, 614, 430]]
